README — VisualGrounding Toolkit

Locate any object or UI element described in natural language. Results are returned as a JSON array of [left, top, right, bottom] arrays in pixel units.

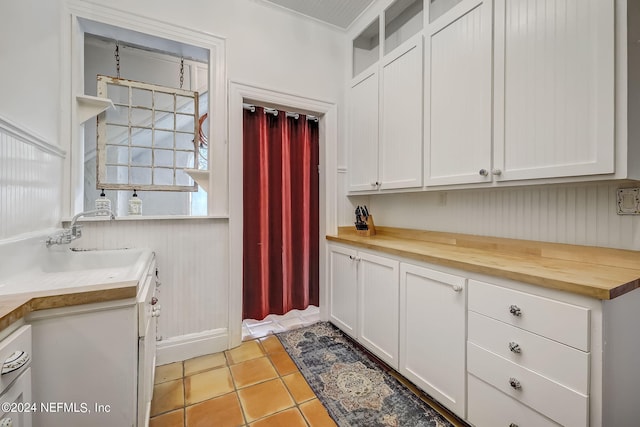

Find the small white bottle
[[128, 190, 142, 215], [95, 189, 111, 215]]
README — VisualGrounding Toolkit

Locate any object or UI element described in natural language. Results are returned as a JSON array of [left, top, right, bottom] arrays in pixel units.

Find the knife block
[[356, 215, 376, 237]]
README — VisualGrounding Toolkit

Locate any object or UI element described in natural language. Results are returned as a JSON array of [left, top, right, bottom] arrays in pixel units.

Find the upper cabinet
[[348, 0, 424, 193], [348, 0, 630, 193], [425, 0, 616, 187], [425, 0, 493, 186], [493, 0, 615, 181]]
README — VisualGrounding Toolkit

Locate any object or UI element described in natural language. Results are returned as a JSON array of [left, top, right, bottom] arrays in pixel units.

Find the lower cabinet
[[399, 263, 466, 417], [358, 251, 399, 369], [328, 245, 400, 368]]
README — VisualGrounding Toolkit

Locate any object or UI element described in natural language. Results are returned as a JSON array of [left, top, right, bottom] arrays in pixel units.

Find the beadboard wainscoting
[[0, 117, 65, 241], [364, 183, 640, 250], [71, 218, 230, 364]]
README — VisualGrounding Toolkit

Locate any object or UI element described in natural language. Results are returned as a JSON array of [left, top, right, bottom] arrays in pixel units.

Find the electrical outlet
[[616, 188, 640, 215]]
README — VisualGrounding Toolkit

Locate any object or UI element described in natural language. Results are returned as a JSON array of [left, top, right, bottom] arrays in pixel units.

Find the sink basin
[[0, 248, 153, 296], [41, 248, 149, 273]]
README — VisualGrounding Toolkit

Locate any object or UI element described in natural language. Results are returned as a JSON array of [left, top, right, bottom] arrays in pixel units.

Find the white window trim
[[61, 0, 228, 217]]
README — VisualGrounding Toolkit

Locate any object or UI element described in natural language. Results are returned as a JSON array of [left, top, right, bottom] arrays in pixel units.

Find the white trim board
[[228, 81, 338, 348], [155, 328, 228, 365], [0, 114, 66, 158]]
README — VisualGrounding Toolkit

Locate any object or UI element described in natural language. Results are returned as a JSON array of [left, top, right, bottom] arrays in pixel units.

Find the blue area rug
[[277, 322, 454, 427]]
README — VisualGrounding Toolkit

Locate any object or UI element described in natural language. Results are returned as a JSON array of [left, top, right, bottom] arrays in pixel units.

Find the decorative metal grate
[[96, 75, 200, 191]]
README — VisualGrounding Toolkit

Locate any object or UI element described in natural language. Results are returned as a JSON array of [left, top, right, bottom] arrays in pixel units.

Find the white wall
[[0, 0, 347, 357], [363, 183, 640, 250]]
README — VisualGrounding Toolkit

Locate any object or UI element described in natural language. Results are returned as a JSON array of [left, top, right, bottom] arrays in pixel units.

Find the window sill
[[62, 215, 229, 223]]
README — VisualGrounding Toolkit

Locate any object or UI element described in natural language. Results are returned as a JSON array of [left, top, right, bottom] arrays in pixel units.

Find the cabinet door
[[493, 0, 615, 181], [358, 251, 400, 369], [399, 263, 466, 417], [328, 245, 359, 339], [380, 34, 424, 190], [348, 67, 380, 192], [425, 0, 493, 186]]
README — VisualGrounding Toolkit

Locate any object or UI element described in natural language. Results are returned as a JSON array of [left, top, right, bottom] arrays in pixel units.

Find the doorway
[[241, 104, 320, 338], [228, 83, 338, 348]]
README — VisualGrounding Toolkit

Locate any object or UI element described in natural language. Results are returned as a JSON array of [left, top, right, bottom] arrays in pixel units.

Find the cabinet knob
[[370, 182, 380, 187], [479, 169, 489, 176], [509, 304, 522, 317], [349, 255, 361, 262], [509, 377, 522, 390], [509, 424, 519, 427], [151, 297, 158, 306], [508, 341, 522, 353], [492, 168, 503, 176]]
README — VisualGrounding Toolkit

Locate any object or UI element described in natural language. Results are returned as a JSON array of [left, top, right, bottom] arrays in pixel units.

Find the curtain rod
[[243, 103, 318, 122]]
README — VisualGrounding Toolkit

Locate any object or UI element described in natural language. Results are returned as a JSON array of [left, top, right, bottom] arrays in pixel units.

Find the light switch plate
[[617, 188, 640, 215]]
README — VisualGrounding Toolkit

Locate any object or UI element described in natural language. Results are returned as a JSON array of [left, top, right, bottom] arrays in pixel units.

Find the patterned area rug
[[277, 322, 454, 427]]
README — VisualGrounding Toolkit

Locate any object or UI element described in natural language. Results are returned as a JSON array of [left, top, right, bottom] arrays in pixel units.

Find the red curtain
[[243, 107, 319, 321]]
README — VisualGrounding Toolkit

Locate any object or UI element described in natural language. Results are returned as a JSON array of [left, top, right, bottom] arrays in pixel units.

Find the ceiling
[[261, 0, 376, 30]]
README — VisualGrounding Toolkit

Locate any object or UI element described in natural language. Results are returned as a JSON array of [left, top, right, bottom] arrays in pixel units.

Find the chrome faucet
[[46, 208, 115, 247]]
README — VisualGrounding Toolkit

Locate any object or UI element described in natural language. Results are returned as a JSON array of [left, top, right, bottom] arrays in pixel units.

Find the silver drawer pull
[[348, 255, 361, 262], [508, 341, 522, 353], [509, 305, 522, 316], [509, 377, 522, 390]]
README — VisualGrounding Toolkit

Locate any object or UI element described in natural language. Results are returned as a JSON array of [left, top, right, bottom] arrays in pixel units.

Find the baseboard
[[155, 328, 229, 365]]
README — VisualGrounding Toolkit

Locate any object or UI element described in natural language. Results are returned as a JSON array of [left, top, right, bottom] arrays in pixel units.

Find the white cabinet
[[379, 35, 423, 190], [348, 0, 424, 193], [493, 0, 615, 181], [327, 245, 400, 368], [348, 69, 380, 192], [358, 251, 399, 369], [328, 245, 359, 338], [28, 256, 157, 427], [425, 0, 492, 186], [399, 263, 466, 416], [426, 0, 616, 186], [0, 325, 32, 427]]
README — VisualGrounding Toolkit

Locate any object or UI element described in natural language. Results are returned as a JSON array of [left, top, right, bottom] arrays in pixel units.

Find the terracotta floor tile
[[226, 340, 265, 365], [282, 372, 315, 403], [186, 393, 245, 427], [185, 367, 235, 405], [150, 378, 184, 417], [150, 408, 184, 427], [155, 362, 184, 384], [299, 399, 337, 427], [237, 378, 295, 422], [259, 335, 285, 354], [249, 408, 307, 427], [230, 356, 278, 389], [268, 350, 298, 376], [184, 352, 227, 376]]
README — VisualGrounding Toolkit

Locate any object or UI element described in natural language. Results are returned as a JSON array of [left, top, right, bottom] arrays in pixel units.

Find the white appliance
[[0, 326, 32, 427]]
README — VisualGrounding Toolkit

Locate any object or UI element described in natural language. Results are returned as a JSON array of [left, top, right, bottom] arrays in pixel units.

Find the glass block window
[[96, 75, 200, 191]]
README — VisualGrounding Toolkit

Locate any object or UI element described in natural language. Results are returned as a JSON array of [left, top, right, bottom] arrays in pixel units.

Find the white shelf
[[76, 95, 114, 124], [184, 169, 210, 192]]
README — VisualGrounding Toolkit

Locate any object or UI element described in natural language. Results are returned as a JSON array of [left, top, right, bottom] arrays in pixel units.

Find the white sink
[[0, 247, 153, 296]]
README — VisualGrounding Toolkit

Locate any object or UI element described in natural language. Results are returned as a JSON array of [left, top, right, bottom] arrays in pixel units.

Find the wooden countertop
[[327, 227, 640, 300], [0, 281, 137, 332]]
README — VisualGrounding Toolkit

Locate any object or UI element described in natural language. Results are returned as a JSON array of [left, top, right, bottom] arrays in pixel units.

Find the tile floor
[[149, 335, 336, 427], [150, 331, 467, 427]]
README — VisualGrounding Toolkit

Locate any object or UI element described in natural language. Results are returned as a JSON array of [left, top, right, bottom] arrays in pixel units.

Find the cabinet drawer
[[468, 342, 588, 427], [0, 325, 31, 394], [468, 374, 560, 427], [468, 279, 590, 351], [468, 311, 589, 394]]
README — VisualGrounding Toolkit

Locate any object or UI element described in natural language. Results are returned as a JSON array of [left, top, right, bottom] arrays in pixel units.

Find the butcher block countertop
[[0, 282, 137, 332], [327, 227, 640, 300]]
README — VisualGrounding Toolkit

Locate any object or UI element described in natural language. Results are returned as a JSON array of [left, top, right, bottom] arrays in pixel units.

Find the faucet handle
[[71, 224, 83, 238]]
